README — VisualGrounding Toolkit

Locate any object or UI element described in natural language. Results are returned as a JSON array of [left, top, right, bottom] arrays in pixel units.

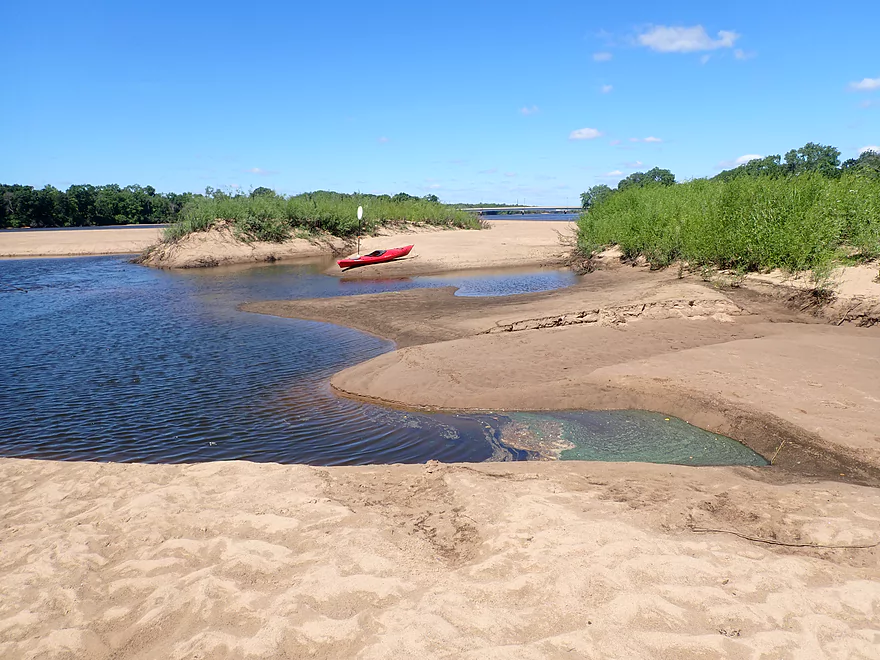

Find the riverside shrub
[[577, 173, 880, 273], [165, 191, 480, 243]]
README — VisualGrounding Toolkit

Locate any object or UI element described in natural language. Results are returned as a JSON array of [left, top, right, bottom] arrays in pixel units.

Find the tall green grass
[[577, 173, 880, 274], [164, 191, 480, 243]]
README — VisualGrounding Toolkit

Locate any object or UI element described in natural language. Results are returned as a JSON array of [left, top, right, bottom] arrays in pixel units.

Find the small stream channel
[[0, 256, 766, 466]]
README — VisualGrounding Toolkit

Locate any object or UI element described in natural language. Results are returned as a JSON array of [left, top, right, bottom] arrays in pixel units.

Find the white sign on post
[[356, 206, 364, 254]]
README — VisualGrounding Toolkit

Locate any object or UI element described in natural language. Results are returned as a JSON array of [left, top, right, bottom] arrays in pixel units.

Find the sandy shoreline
[[137, 219, 574, 272], [4, 221, 880, 658], [246, 259, 880, 485], [0, 219, 575, 275], [0, 226, 164, 258]]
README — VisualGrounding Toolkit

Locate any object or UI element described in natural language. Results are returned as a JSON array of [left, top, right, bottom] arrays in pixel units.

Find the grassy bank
[[577, 173, 880, 276], [164, 191, 480, 243]]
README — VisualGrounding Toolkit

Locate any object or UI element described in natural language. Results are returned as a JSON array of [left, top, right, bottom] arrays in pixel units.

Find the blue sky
[[4, 0, 879, 205]]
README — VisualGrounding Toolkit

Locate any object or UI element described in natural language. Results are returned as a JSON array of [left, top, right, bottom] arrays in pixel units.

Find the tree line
[[0, 184, 450, 230], [0, 184, 197, 229], [581, 142, 880, 210]]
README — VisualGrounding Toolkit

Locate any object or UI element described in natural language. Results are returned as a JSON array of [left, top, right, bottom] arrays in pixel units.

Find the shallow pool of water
[[415, 269, 579, 297], [500, 411, 768, 466], [0, 256, 765, 467]]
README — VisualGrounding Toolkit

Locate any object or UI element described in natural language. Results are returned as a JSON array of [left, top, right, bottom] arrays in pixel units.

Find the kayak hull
[[337, 245, 413, 269]]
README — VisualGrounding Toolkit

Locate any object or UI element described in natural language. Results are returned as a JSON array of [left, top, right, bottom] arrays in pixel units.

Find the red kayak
[[337, 245, 413, 269]]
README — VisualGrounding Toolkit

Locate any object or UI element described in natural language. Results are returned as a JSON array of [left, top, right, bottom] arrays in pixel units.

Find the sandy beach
[[3, 457, 880, 659], [136, 219, 575, 271], [3, 220, 880, 658], [0, 226, 164, 258]]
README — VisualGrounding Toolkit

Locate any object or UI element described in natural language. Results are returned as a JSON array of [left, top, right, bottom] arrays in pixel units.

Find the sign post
[[356, 206, 363, 255]]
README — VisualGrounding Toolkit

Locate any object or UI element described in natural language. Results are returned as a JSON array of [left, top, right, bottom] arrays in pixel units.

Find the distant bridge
[[459, 206, 582, 214]]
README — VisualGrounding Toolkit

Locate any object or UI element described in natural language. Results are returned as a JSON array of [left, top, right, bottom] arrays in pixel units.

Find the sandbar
[[4, 225, 880, 658], [0, 226, 163, 258]]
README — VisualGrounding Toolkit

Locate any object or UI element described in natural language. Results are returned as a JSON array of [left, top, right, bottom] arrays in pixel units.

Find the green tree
[[66, 184, 97, 226], [617, 167, 675, 191], [580, 184, 613, 209], [715, 155, 784, 181], [251, 186, 276, 198], [841, 150, 880, 178], [32, 185, 63, 226], [783, 142, 841, 177]]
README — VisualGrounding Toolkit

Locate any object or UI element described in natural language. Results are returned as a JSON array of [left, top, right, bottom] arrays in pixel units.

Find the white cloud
[[479, 168, 498, 174], [850, 77, 880, 91], [604, 170, 624, 177], [601, 84, 613, 94], [569, 127, 603, 140], [520, 105, 539, 115], [377, 136, 389, 143], [717, 154, 764, 169], [860, 100, 878, 108], [860, 146, 880, 154], [734, 49, 756, 60], [428, 184, 441, 190], [609, 139, 622, 146], [644, 136, 663, 143], [593, 52, 613, 62], [504, 172, 517, 177], [700, 54, 711, 65], [244, 167, 276, 175], [624, 160, 644, 168], [638, 25, 739, 53]]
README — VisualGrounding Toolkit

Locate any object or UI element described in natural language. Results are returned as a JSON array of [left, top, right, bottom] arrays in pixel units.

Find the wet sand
[[247, 264, 880, 486]]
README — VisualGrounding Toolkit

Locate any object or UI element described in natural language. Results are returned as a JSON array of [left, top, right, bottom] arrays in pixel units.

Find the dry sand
[[138, 219, 574, 271], [5, 222, 880, 658], [0, 226, 163, 258], [2, 458, 879, 660]]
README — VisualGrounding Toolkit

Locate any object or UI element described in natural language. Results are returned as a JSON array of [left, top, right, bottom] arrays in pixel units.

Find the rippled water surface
[[1, 256, 765, 466], [0, 257, 564, 464]]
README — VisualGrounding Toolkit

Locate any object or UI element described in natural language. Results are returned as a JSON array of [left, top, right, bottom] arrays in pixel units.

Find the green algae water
[[499, 411, 768, 466]]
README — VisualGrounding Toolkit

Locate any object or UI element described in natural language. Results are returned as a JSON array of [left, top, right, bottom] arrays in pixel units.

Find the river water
[[0, 256, 766, 467]]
